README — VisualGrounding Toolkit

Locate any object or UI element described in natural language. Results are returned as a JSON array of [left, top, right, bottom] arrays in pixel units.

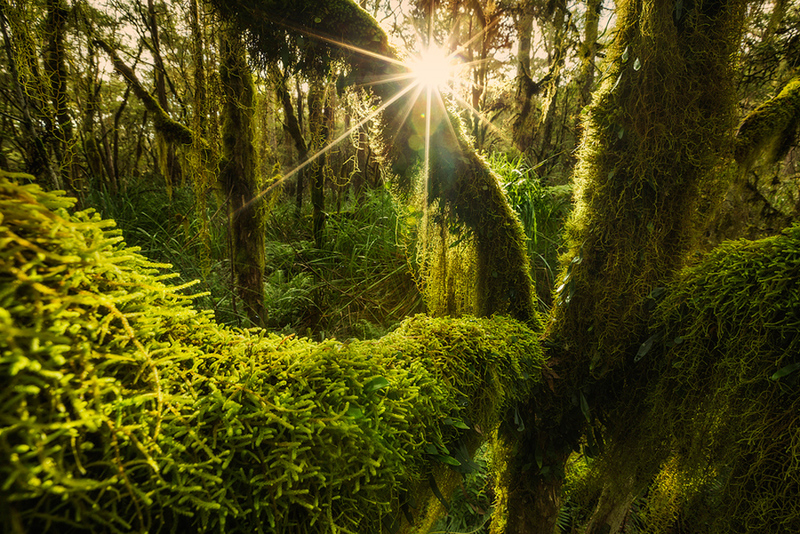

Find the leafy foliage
[[262, 189, 423, 339]]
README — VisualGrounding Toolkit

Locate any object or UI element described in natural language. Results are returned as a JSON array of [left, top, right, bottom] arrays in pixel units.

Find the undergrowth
[[87, 179, 423, 339], [0, 177, 545, 534], [488, 153, 572, 310]]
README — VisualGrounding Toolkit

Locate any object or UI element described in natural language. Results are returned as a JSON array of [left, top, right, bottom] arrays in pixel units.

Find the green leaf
[[771, 362, 800, 381], [514, 405, 525, 432], [364, 376, 390, 393], [436, 454, 462, 466], [579, 391, 591, 423], [635, 334, 657, 362], [443, 418, 470, 430], [649, 287, 666, 300], [346, 406, 364, 419], [633, 57, 642, 71], [622, 46, 630, 62]]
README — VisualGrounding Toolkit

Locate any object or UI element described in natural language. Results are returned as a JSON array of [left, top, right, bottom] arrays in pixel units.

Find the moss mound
[[581, 225, 800, 533], [644, 224, 800, 532], [0, 180, 545, 533]]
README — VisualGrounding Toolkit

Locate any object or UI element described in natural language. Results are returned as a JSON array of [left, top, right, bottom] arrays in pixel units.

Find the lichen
[[0, 179, 545, 533]]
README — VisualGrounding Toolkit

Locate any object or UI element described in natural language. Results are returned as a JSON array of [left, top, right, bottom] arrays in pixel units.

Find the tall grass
[[87, 179, 423, 338], [87, 179, 248, 325], [488, 153, 572, 310], [263, 188, 423, 339]]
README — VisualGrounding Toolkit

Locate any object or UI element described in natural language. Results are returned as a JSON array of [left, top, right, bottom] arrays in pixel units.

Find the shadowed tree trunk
[[308, 78, 328, 248], [0, 1, 61, 190], [146, 0, 182, 196], [44, 0, 78, 199], [219, 23, 267, 328]]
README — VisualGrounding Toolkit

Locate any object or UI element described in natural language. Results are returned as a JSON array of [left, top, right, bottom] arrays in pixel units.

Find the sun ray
[[243, 80, 421, 211], [235, 7, 511, 221], [452, 93, 516, 148]]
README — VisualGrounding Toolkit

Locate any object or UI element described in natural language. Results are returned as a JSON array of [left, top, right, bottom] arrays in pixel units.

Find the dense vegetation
[[1, 0, 799, 533]]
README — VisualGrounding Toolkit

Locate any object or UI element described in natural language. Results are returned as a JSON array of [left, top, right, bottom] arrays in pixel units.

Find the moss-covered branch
[[94, 38, 200, 148], [734, 76, 800, 169], [580, 225, 800, 533], [0, 179, 545, 534]]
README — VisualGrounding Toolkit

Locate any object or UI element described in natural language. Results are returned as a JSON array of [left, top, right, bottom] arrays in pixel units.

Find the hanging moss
[[549, 0, 747, 385], [0, 179, 545, 533]]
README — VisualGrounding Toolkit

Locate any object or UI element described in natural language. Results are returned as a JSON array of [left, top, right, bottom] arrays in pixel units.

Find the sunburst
[[249, 13, 503, 210]]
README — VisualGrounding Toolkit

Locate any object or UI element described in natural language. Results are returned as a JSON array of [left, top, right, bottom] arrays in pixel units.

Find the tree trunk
[[578, 0, 601, 105], [512, 1, 536, 155], [44, 0, 78, 199], [536, 1, 747, 533], [219, 24, 267, 327], [0, 1, 61, 190], [308, 79, 328, 248], [146, 0, 181, 196], [272, 68, 308, 216]]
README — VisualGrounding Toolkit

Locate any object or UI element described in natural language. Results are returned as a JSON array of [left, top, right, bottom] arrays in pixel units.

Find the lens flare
[[409, 46, 455, 91]]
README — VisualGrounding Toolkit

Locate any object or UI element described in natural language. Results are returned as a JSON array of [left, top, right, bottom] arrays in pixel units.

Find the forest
[[1, 0, 799, 532]]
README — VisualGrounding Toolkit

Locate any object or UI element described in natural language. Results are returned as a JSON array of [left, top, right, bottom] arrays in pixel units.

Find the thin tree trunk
[[578, 0, 601, 105], [272, 67, 308, 215], [308, 79, 328, 248], [45, 0, 78, 199], [146, 0, 181, 195]]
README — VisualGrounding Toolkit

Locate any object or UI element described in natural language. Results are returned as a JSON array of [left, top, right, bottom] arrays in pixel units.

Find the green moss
[[640, 225, 800, 532], [583, 226, 800, 533], [0, 179, 545, 533], [548, 0, 746, 386], [735, 76, 800, 169]]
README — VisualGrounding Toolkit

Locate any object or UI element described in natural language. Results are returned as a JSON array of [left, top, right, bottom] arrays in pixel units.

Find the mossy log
[[735, 76, 800, 169], [0, 179, 545, 533]]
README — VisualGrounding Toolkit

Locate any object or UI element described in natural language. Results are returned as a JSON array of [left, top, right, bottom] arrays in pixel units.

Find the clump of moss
[[642, 224, 800, 533], [0, 179, 545, 533], [584, 225, 800, 533], [735, 76, 800, 169]]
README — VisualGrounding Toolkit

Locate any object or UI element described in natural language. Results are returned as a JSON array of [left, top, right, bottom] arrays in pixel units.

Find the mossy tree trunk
[[219, 24, 267, 328], [519, 1, 746, 533], [511, 0, 537, 156], [0, 1, 62, 191], [577, 0, 601, 106], [271, 67, 309, 216], [44, 0, 79, 199], [146, 0, 182, 197]]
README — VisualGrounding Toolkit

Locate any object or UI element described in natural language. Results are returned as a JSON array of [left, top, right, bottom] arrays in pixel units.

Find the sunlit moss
[[0, 179, 545, 533], [639, 225, 800, 532]]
